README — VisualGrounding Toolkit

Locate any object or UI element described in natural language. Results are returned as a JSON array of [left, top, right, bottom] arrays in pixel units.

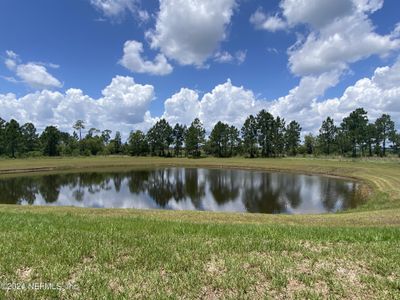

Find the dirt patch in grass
[[232, 249, 387, 299], [200, 286, 226, 300], [311, 258, 378, 299], [16, 267, 32, 281], [67, 254, 97, 286], [299, 240, 333, 253], [204, 256, 226, 276], [108, 279, 123, 294], [285, 278, 308, 296]]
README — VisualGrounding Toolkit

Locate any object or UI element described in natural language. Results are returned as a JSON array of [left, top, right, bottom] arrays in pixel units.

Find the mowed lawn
[[0, 156, 399, 299]]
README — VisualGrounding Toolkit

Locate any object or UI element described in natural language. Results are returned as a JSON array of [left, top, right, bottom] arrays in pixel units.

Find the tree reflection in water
[[208, 169, 240, 204], [0, 168, 363, 214], [242, 172, 287, 213]]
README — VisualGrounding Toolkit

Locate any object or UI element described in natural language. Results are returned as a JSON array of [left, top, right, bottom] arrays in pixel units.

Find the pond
[[0, 168, 363, 214]]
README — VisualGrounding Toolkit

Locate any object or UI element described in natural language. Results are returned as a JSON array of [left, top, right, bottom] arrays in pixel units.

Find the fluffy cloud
[[119, 40, 173, 75], [251, 0, 399, 77], [281, 0, 354, 29], [250, 0, 354, 32], [162, 88, 201, 125], [15, 64, 62, 89], [312, 57, 400, 127], [90, 0, 149, 21], [0, 76, 154, 136], [288, 12, 400, 76], [146, 0, 237, 66], [162, 79, 262, 130], [353, 0, 383, 13], [288, 0, 400, 76], [250, 10, 287, 32], [4, 51, 62, 89], [199, 80, 261, 129], [214, 50, 247, 65], [269, 71, 341, 127]]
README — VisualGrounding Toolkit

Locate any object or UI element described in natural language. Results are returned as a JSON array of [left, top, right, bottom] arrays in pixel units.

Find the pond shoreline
[[0, 167, 363, 214], [0, 156, 398, 212]]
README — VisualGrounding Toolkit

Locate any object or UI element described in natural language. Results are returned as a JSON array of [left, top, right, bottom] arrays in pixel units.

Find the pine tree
[[285, 121, 302, 156], [241, 115, 258, 158], [318, 117, 336, 155], [185, 118, 205, 158], [375, 114, 395, 156]]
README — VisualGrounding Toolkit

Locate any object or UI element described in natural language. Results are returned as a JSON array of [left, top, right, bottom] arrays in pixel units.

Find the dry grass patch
[[16, 267, 33, 281]]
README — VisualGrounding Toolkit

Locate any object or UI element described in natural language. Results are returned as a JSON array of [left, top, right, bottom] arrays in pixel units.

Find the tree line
[[0, 108, 399, 158]]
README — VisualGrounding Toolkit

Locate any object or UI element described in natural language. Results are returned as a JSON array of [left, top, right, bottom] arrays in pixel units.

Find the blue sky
[[1, 0, 399, 136]]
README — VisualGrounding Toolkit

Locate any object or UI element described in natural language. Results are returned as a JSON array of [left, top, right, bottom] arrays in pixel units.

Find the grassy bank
[[0, 156, 399, 298]]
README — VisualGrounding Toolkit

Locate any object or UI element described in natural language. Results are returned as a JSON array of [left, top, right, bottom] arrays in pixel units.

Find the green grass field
[[0, 156, 399, 299]]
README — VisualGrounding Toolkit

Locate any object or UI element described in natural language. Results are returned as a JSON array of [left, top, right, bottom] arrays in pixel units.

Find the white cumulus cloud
[[0, 75, 154, 137], [146, 0, 237, 67], [90, 0, 149, 21], [288, 12, 400, 76], [281, 0, 354, 29], [214, 50, 247, 65], [4, 51, 62, 90], [312, 57, 400, 127], [119, 40, 173, 75], [162, 79, 262, 131], [162, 88, 201, 125], [250, 0, 400, 77], [250, 10, 287, 32]]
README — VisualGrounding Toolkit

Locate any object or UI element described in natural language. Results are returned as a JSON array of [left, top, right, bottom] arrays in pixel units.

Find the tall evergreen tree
[[304, 134, 316, 155], [40, 126, 61, 156], [111, 131, 123, 154], [172, 123, 186, 157], [147, 119, 173, 156], [318, 117, 336, 155], [256, 110, 275, 157], [341, 108, 369, 157], [241, 115, 258, 158], [128, 130, 149, 156], [273, 116, 286, 157], [21, 122, 39, 153], [285, 121, 302, 156], [185, 118, 205, 158], [375, 114, 395, 156], [5, 119, 22, 158], [73, 120, 85, 141], [228, 125, 240, 157], [335, 127, 350, 156], [209, 121, 230, 157]]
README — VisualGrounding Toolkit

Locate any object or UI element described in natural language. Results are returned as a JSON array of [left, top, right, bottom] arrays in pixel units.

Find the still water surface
[[0, 168, 362, 214]]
